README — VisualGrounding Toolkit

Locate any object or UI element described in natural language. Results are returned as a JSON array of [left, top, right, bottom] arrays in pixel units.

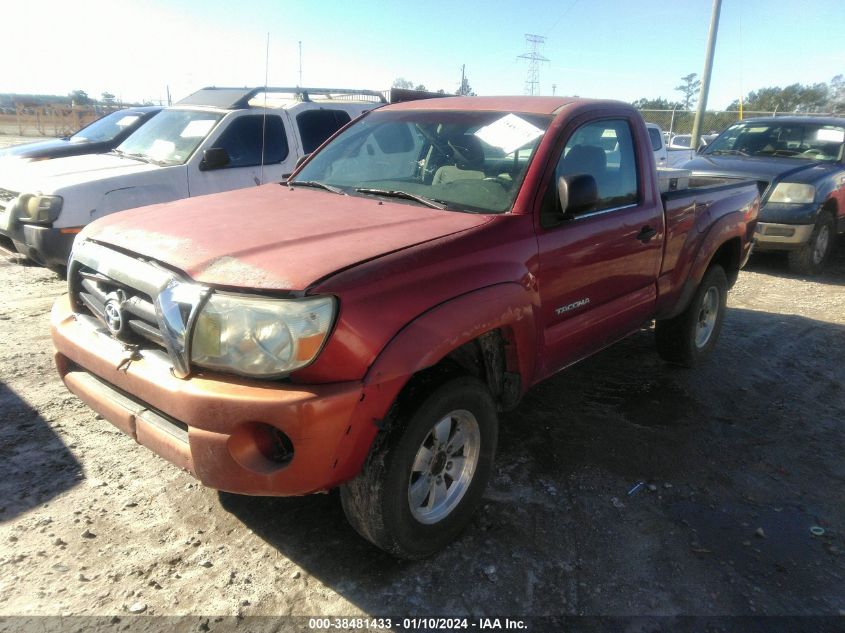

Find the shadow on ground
[[219, 308, 845, 616], [0, 382, 84, 522]]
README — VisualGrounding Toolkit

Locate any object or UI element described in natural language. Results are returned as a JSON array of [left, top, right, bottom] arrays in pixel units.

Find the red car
[[51, 96, 759, 558]]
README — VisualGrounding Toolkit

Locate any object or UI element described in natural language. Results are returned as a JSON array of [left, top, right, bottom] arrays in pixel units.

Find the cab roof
[[382, 95, 625, 115]]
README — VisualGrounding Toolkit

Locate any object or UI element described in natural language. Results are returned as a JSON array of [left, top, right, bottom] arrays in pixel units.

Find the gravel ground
[[0, 239, 844, 623]]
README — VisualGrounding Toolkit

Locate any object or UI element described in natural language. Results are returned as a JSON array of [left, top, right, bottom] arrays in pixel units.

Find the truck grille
[[73, 263, 165, 349], [69, 240, 209, 378]]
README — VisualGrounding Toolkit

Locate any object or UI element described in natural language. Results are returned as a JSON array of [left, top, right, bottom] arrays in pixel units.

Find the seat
[[433, 134, 486, 185], [560, 144, 608, 194]]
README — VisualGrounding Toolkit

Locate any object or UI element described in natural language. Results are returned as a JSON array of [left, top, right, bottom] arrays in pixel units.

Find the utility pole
[[690, 0, 722, 151], [298, 41, 303, 87], [518, 34, 549, 96], [460, 64, 466, 95], [552, 83, 557, 96]]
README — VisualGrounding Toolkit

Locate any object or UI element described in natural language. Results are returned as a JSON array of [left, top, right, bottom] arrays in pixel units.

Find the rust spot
[[201, 256, 292, 289]]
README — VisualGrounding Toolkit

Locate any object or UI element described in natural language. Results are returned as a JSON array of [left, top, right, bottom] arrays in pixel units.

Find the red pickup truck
[[51, 97, 759, 558]]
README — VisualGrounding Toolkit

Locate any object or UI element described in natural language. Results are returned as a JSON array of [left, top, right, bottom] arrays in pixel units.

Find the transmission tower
[[518, 34, 549, 95]]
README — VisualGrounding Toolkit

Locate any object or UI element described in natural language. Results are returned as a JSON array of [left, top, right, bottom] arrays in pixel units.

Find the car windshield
[[292, 109, 552, 214], [704, 121, 845, 162], [116, 109, 222, 165], [70, 110, 149, 143]]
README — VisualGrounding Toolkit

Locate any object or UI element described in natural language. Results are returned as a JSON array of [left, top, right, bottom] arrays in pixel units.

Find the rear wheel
[[788, 212, 835, 276], [655, 265, 728, 367], [340, 376, 498, 559]]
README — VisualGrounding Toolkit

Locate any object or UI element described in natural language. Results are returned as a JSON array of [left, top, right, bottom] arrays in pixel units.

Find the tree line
[[634, 74, 845, 114]]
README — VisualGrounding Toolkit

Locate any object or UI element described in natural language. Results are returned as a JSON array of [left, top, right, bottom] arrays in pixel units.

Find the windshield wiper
[[110, 149, 160, 164], [355, 188, 447, 210], [710, 149, 750, 157], [288, 180, 346, 195]]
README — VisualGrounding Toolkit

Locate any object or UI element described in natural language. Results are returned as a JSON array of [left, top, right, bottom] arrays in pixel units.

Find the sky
[[1, 0, 843, 110]]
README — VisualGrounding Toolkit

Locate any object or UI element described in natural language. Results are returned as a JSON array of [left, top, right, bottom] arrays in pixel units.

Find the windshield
[[293, 109, 552, 214], [704, 121, 845, 162], [70, 110, 150, 143], [116, 109, 222, 165]]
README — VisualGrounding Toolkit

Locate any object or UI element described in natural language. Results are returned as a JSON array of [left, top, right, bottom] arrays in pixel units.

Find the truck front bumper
[[753, 222, 814, 251], [17, 225, 77, 268], [51, 294, 379, 496], [0, 202, 75, 268]]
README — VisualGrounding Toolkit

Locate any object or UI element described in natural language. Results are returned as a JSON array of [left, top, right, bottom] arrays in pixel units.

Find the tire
[[788, 212, 835, 276], [655, 265, 728, 367], [340, 376, 498, 559]]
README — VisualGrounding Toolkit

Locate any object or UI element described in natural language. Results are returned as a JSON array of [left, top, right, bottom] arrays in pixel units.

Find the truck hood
[[0, 138, 70, 158], [1, 153, 159, 194], [81, 184, 493, 290], [684, 154, 822, 182]]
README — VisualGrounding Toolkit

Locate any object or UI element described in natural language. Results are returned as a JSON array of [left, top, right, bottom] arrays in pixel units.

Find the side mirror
[[295, 153, 311, 169], [558, 174, 598, 216], [199, 147, 230, 171]]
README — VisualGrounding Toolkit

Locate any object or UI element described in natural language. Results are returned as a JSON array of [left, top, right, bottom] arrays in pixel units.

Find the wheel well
[[709, 237, 742, 287], [821, 198, 837, 217], [392, 329, 521, 418]]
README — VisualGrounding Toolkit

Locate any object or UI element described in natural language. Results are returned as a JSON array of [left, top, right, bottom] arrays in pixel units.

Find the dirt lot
[[0, 240, 844, 625]]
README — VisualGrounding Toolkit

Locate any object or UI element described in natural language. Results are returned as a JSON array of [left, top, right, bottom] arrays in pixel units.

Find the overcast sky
[[1, 0, 843, 109]]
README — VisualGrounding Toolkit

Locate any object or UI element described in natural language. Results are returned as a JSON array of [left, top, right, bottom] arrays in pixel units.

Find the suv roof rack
[[177, 86, 387, 109]]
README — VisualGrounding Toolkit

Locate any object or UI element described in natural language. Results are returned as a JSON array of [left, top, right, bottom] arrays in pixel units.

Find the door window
[[647, 126, 663, 151], [296, 109, 352, 154], [557, 119, 639, 213], [212, 115, 288, 168]]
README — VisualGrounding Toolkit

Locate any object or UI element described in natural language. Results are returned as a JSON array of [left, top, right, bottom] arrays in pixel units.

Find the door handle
[[636, 226, 658, 242]]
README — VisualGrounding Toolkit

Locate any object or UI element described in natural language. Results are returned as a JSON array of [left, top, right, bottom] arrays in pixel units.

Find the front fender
[[96, 185, 183, 221], [362, 283, 538, 421]]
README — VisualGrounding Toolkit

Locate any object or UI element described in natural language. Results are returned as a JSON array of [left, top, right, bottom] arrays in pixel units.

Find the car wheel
[[788, 212, 835, 276], [340, 376, 498, 559], [655, 265, 728, 367]]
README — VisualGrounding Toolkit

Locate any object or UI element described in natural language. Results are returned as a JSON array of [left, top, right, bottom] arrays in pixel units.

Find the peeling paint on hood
[[82, 184, 493, 291]]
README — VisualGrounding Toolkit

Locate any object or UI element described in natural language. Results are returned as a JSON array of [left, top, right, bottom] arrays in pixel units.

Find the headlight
[[17, 194, 63, 224], [191, 293, 335, 377], [768, 183, 815, 204]]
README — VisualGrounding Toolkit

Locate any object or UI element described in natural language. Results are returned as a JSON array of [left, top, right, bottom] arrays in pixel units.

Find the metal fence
[[0, 106, 113, 138], [638, 109, 839, 139]]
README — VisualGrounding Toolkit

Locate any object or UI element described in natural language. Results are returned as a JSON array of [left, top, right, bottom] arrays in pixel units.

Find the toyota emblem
[[104, 299, 124, 335]]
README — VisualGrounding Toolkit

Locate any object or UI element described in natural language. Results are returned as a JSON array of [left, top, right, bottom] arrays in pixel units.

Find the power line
[[518, 34, 549, 96], [544, 0, 580, 36]]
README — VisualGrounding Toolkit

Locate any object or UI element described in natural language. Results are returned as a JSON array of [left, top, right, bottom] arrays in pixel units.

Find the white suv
[[0, 87, 382, 269]]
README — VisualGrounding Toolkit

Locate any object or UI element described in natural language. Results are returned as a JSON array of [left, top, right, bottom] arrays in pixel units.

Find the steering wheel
[[483, 175, 513, 190]]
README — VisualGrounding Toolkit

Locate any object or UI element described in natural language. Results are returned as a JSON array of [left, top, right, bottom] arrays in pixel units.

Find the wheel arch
[[362, 283, 538, 422], [708, 236, 743, 288]]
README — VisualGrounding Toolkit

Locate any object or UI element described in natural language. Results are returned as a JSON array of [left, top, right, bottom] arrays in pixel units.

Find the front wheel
[[788, 212, 835, 276], [340, 376, 498, 559], [655, 265, 728, 367]]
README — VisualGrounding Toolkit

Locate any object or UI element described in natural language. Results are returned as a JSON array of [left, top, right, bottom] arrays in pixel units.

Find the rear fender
[[657, 210, 746, 320]]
